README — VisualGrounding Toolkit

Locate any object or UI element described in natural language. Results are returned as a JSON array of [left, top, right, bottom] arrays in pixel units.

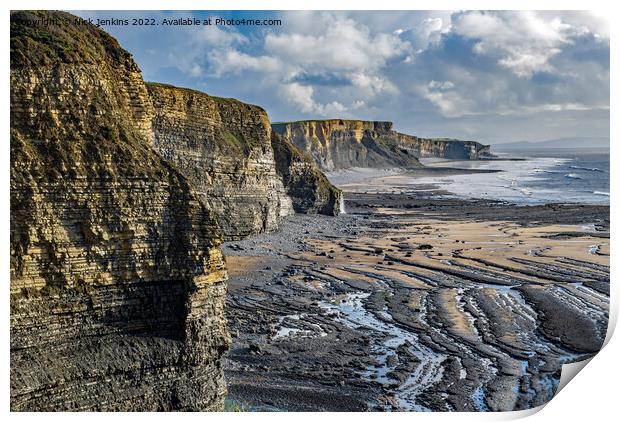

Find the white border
[[2, 1, 617, 421]]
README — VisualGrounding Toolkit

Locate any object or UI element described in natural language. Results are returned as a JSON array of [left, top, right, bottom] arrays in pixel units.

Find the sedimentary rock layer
[[147, 83, 294, 240], [272, 120, 492, 171], [393, 134, 492, 160], [271, 132, 343, 215], [272, 120, 422, 171], [10, 10, 229, 411]]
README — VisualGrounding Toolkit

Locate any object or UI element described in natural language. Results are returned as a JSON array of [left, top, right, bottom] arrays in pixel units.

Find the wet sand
[[222, 173, 609, 412], [325, 166, 498, 195]]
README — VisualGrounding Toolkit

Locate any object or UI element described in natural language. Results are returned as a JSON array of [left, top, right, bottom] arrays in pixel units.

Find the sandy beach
[[222, 169, 609, 411]]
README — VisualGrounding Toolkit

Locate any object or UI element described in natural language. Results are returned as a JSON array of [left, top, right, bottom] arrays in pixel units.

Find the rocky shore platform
[[222, 186, 609, 411]]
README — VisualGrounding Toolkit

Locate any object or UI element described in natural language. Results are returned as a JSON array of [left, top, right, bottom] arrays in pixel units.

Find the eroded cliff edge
[[10, 11, 229, 411], [272, 120, 493, 171], [147, 83, 341, 236], [272, 120, 422, 171], [147, 83, 293, 240], [271, 132, 343, 215]]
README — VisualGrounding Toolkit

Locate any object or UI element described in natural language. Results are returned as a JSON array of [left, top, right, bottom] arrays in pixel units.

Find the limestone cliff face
[[272, 120, 492, 171], [10, 11, 229, 411], [271, 132, 343, 216], [147, 83, 294, 240], [393, 134, 493, 160], [272, 120, 422, 171]]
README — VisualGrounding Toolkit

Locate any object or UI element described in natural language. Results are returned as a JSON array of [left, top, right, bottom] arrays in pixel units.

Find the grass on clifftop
[[10, 10, 131, 66], [272, 119, 391, 125], [146, 82, 267, 111]]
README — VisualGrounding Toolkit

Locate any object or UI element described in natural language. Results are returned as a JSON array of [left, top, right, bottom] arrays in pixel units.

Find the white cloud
[[264, 16, 408, 73], [280, 83, 315, 113], [416, 17, 451, 48], [209, 49, 281, 77], [187, 63, 203, 77], [428, 80, 455, 91], [86, 10, 607, 141], [393, 13, 452, 55], [349, 72, 398, 97], [206, 12, 409, 115], [195, 25, 247, 46], [279, 83, 347, 117], [140, 12, 249, 78], [538, 11, 609, 40], [417, 84, 477, 118], [453, 11, 575, 77]]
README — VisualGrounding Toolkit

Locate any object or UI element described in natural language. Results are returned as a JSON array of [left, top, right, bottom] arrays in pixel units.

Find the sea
[[417, 148, 610, 205]]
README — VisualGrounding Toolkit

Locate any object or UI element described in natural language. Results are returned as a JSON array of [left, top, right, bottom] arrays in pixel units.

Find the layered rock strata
[[147, 83, 295, 240], [223, 195, 609, 411], [272, 120, 492, 171], [272, 120, 422, 171], [271, 132, 343, 215], [393, 134, 493, 160], [10, 11, 229, 411], [147, 84, 342, 236]]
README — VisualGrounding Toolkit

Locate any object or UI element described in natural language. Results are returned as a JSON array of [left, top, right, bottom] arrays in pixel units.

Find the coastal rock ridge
[[272, 119, 493, 171]]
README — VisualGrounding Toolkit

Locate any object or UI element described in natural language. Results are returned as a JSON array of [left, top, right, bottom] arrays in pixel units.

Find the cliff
[[271, 132, 343, 215], [393, 135, 493, 160], [147, 83, 293, 240], [147, 83, 340, 238], [271, 120, 423, 171], [10, 11, 229, 411], [272, 120, 493, 171]]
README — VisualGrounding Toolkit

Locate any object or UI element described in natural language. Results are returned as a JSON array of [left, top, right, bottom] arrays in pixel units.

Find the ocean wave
[[570, 165, 602, 172], [593, 191, 610, 196], [564, 173, 583, 179]]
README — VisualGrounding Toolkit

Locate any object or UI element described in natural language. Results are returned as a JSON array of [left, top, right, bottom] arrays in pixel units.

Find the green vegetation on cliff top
[[147, 82, 267, 155], [272, 119, 391, 125], [146, 82, 266, 111], [10, 10, 132, 66], [272, 120, 485, 147]]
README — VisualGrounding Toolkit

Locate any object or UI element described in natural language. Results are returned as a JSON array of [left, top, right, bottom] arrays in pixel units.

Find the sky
[[75, 10, 610, 144]]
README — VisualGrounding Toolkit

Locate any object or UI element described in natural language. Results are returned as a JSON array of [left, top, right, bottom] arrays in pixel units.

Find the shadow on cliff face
[[271, 132, 343, 216], [10, 10, 229, 411]]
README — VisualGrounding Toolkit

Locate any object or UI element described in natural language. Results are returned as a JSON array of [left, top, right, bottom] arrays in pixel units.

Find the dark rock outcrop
[[10, 11, 229, 411], [272, 120, 493, 171], [271, 132, 343, 215]]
